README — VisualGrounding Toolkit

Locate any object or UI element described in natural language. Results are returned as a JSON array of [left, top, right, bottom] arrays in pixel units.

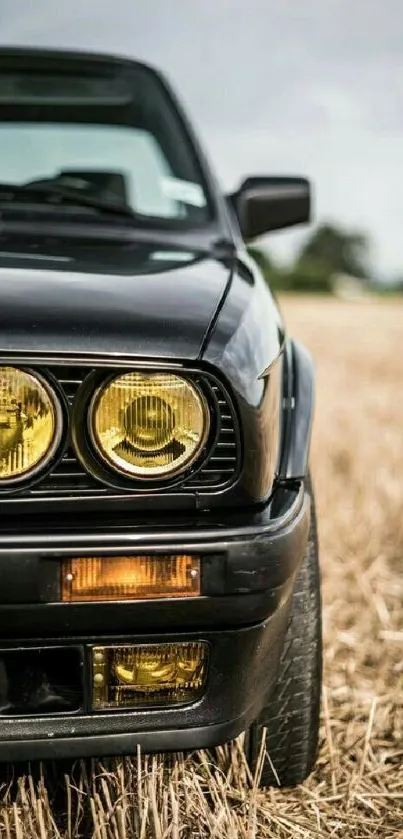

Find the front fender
[[278, 339, 315, 481]]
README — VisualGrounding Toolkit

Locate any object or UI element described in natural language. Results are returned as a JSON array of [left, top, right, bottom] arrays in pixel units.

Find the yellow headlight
[[0, 367, 61, 484], [90, 372, 209, 479]]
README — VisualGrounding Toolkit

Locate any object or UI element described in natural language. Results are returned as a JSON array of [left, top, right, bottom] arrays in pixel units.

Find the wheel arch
[[278, 339, 315, 482]]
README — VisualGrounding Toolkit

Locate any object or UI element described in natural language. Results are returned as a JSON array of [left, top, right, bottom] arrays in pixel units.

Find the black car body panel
[[0, 484, 310, 762], [0, 251, 230, 359], [0, 47, 315, 763]]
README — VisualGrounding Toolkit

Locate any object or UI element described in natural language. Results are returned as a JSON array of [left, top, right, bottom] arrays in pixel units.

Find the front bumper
[[0, 482, 310, 762]]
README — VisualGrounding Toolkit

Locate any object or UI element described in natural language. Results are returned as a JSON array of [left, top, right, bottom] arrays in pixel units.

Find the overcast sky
[[1, 0, 402, 276]]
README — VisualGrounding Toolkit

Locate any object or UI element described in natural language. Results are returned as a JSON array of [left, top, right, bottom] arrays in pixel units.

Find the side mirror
[[227, 176, 311, 240]]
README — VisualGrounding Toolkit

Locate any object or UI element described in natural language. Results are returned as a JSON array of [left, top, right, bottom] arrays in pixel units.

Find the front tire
[[246, 476, 322, 787]]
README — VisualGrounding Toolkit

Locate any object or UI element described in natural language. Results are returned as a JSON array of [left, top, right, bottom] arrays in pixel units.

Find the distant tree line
[[247, 223, 393, 294]]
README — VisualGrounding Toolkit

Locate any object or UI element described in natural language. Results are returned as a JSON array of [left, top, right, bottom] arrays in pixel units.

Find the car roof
[[0, 46, 159, 76]]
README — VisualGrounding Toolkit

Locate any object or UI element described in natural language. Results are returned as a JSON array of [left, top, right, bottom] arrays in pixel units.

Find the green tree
[[284, 256, 333, 293], [247, 223, 372, 294], [297, 223, 371, 280], [247, 245, 273, 274], [247, 246, 287, 291]]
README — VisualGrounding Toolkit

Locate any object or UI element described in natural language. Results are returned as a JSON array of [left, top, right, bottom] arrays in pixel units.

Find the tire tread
[[247, 475, 322, 787]]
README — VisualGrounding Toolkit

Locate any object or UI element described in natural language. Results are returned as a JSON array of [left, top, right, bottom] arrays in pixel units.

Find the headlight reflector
[[0, 367, 60, 483], [90, 372, 208, 479]]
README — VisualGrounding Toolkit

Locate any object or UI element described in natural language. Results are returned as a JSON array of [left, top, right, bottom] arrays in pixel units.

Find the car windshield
[[0, 59, 210, 226]]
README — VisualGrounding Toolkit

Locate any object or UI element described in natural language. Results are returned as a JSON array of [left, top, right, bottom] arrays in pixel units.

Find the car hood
[[0, 246, 230, 359]]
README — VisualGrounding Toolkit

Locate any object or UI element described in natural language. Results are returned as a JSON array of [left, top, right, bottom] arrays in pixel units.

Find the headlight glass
[[90, 372, 209, 479], [0, 367, 60, 483]]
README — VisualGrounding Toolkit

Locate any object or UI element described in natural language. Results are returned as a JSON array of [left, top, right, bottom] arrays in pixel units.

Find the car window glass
[[0, 123, 207, 220]]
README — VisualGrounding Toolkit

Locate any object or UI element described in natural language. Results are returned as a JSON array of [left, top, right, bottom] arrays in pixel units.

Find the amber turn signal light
[[91, 642, 208, 709], [61, 554, 200, 602]]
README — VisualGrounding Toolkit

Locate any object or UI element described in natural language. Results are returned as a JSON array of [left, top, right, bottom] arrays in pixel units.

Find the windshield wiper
[[0, 179, 137, 220]]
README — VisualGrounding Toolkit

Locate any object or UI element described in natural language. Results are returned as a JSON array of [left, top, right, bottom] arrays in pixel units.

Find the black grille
[[24, 366, 240, 499]]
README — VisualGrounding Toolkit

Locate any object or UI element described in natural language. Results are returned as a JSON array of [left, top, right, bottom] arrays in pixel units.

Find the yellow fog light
[[90, 372, 209, 479], [61, 554, 200, 602], [0, 366, 61, 484], [92, 642, 208, 709]]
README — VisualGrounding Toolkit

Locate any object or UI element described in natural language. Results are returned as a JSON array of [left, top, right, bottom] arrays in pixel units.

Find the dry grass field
[[1, 296, 402, 838]]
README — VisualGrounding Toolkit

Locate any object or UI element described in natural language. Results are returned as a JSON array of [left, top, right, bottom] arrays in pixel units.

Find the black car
[[0, 47, 322, 788]]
